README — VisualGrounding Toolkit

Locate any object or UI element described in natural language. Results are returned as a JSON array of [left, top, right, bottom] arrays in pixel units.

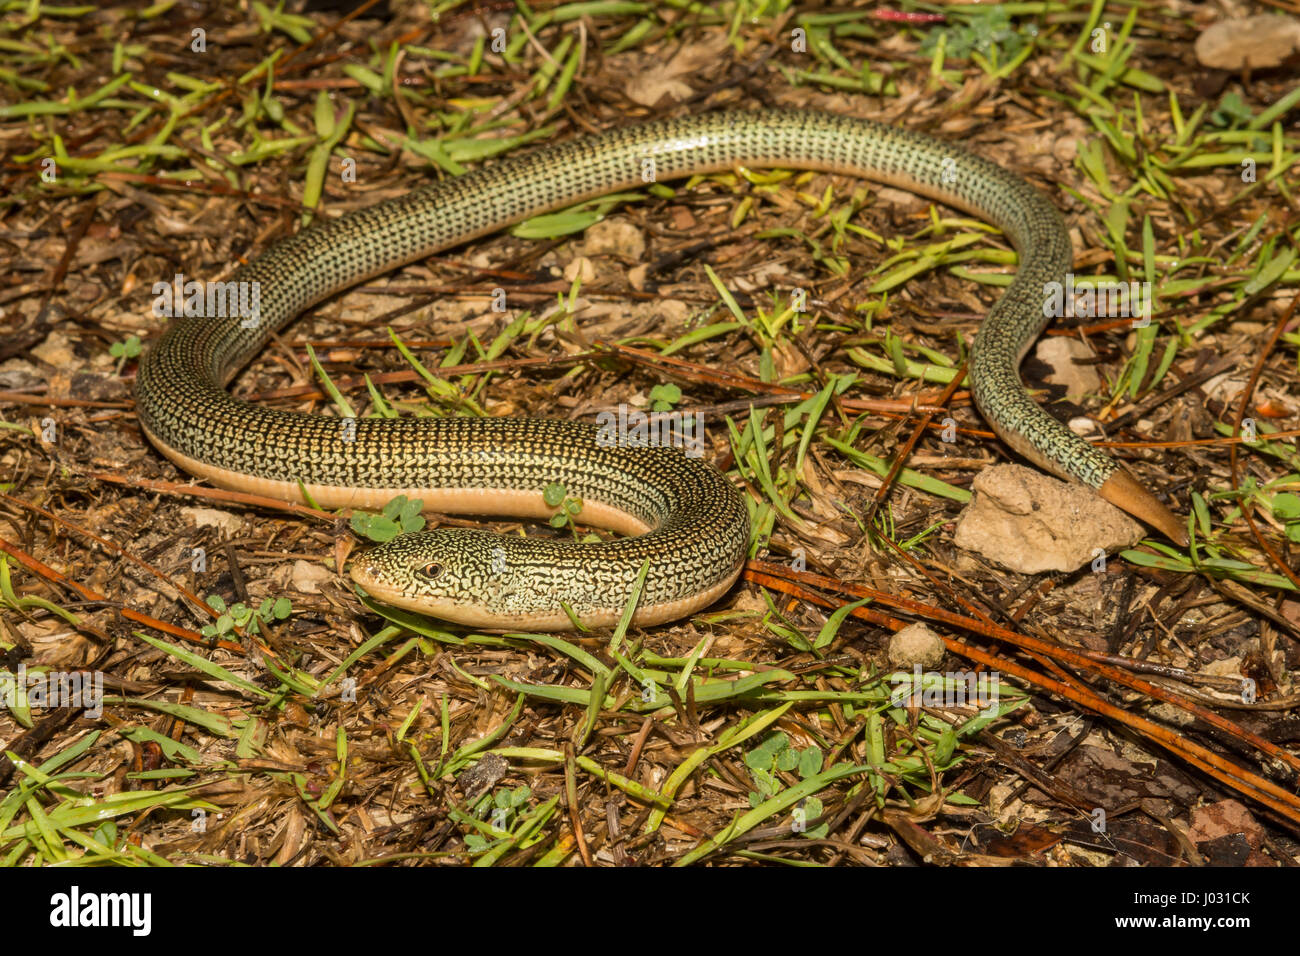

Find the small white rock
[[1195, 14, 1300, 70], [579, 219, 645, 261], [953, 465, 1145, 574], [563, 256, 596, 284], [31, 332, 77, 368], [888, 623, 946, 670], [1035, 337, 1100, 400], [290, 559, 333, 594], [179, 507, 243, 536]]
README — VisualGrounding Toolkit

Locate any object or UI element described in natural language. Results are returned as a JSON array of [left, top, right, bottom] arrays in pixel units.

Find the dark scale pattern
[[137, 111, 1099, 618]]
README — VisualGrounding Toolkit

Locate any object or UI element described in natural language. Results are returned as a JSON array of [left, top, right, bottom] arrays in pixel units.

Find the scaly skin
[[136, 110, 1185, 630]]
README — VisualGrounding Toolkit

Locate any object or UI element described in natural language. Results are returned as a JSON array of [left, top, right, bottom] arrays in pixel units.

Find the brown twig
[[742, 561, 1300, 776], [742, 563, 1300, 825], [1228, 291, 1300, 591], [0, 534, 242, 653]]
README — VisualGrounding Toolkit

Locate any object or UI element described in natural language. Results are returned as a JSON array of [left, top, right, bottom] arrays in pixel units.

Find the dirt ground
[[1, 0, 1299, 867]]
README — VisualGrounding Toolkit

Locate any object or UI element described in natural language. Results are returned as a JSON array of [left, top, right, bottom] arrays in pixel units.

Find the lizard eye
[[417, 562, 443, 580]]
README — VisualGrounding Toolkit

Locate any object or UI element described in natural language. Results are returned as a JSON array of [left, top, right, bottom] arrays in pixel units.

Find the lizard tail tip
[[1099, 469, 1188, 547]]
